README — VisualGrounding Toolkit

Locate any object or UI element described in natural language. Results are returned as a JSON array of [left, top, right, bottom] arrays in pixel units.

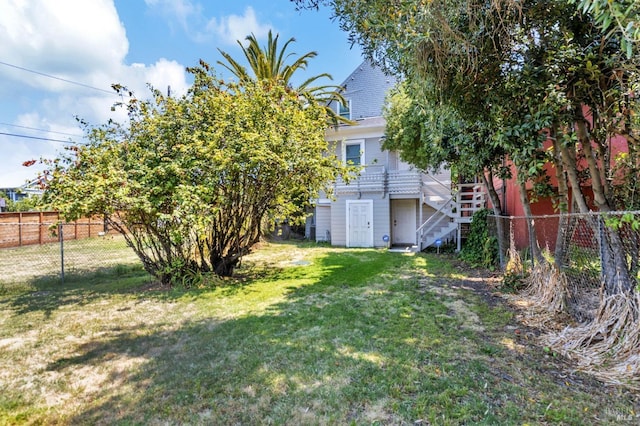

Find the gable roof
[[337, 60, 397, 120]]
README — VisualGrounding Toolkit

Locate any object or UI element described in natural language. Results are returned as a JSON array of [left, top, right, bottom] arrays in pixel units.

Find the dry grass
[[505, 250, 640, 391], [523, 262, 568, 315], [547, 291, 640, 390], [1, 242, 638, 424]]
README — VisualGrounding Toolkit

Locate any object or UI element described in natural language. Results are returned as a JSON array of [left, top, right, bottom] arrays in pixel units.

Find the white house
[[308, 61, 485, 251]]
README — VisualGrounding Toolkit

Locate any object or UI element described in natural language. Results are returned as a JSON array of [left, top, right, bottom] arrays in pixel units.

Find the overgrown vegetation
[[0, 191, 40, 212], [459, 209, 499, 269], [294, 0, 640, 388], [1, 242, 637, 424], [41, 57, 348, 283], [295, 0, 639, 290]]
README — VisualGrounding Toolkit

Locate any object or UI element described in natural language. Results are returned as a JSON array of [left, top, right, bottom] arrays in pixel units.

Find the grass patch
[[0, 234, 142, 292], [0, 241, 637, 424]]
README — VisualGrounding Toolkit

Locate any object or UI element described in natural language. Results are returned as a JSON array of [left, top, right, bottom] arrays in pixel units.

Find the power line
[[0, 122, 83, 138], [0, 131, 80, 144], [0, 60, 116, 95]]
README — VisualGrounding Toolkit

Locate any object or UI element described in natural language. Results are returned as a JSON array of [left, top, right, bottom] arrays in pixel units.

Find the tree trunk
[[559, 142, 590, 213], [574, 107, 635, 295], [517, 178, 543, 266], [550, 124, 571, 267], [575, 108, 610, 211], [482, 169, 506, 269]]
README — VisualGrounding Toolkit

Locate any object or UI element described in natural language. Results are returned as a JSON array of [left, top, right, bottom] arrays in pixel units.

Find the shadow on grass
[[15, 249, 633, 425], [2, 240, 324, 317], [47, 251, 452, 424], [2, 263, 157, 318]]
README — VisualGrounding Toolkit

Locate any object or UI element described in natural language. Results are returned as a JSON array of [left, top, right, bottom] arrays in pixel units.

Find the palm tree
[[218, 30, 352, 124]]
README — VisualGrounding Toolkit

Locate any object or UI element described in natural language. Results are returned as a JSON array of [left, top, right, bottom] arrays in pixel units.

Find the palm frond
[[218, 30, 354, 126]]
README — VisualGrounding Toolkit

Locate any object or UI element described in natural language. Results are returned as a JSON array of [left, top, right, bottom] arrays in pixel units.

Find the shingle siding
[[332, 61, 397, 120]]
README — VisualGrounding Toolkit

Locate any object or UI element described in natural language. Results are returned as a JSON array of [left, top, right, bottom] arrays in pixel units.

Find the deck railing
[[334, 167, 424, 196]]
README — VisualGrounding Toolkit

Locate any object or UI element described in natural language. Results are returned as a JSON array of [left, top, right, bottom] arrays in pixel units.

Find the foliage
[[41, 61, 347, 284], [501, 271, 529, 293], [217, 30, 351, 125], [382, 81, 513, 183], [295, 0, 640, 293], [0, 191, 41, 212], [574, 0, 640, 57], [459, 209, 499, 269]]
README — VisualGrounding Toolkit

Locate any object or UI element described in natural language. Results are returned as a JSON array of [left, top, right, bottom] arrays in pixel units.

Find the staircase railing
[[456, 183, 486, 221], [422, 172, 452, 193], [416, 196, 456, 250]]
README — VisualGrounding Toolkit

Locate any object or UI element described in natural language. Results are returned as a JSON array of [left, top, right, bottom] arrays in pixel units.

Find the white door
[[392, 199, 416, 245], [347, 201, 373, 247]]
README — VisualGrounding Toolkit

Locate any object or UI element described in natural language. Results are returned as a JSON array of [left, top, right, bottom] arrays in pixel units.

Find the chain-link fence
[[0, 222, 141, 288], [489, 212, 640, 316]]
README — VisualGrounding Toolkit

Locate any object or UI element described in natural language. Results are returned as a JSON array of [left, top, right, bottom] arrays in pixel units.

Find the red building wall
[[490, 130, 628, 252]]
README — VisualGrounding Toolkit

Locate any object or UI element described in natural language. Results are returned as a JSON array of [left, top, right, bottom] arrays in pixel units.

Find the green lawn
[[0, 234, 140, 289], [0, 242, 637, 424]]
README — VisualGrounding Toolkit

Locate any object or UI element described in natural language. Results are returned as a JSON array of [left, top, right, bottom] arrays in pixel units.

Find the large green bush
[[459, 208, 498, 269]]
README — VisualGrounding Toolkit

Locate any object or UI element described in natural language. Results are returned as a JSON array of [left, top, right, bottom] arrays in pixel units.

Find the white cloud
[[122, 59, 190, 98], [0, 113, 74, 187], [204, 7, 272, 45], [0, 0, 128, 91], [143, 1, 273, 45], [0, 0, 190, 187]]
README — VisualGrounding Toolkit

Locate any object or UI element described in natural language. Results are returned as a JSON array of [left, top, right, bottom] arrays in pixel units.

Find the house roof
[[337, 60, 397, 120]]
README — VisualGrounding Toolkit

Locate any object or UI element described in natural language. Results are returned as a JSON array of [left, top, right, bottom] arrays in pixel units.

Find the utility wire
[[0, 60, 116, 95], [0, 131, 80, 144], [0, 122, 83, 138]]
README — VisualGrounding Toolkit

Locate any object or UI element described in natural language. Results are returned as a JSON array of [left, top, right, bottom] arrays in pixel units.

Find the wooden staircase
[[417, 174, 486, 251]]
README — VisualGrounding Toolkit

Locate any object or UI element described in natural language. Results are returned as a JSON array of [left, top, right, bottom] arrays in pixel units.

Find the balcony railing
[[334, 166, 423, 195], [387, 170, 423, 194]]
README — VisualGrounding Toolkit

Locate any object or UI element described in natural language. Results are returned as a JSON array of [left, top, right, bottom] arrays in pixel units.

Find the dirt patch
[[424, 260, 640, 402], [133, 280, 171, 292]]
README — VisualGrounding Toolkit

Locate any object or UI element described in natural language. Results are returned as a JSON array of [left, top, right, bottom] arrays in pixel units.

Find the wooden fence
[[0, 212, 110, 248]]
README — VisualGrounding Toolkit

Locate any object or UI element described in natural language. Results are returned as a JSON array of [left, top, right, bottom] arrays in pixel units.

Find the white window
[[338, 99, 351, 120], [343, 139, 365, 166]]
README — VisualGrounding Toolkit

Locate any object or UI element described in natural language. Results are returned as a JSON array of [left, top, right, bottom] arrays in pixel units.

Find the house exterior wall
[[309, 60, 453, 249], [315, 204, 332, 242], [329, 194, 390, 247], [330, 61, 396, 120]]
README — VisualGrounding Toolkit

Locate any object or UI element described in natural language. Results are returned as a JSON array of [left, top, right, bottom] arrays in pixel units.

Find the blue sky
[[0, 0, 363, 187]]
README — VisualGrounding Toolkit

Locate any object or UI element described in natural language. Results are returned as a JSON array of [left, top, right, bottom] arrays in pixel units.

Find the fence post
[[39, 211, 44, 244], [598, 215, 606, 283], [18, 212, 22, 246], [528, 216, 536, 270], [59, 223, 65, 283]]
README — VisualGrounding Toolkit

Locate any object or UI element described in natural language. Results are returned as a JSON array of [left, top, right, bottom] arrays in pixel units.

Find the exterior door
[[346, 200, 373, 247], [392, 199, 416, 245]]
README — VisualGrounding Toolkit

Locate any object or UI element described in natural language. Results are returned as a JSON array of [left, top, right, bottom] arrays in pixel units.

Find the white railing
[[456, 183, 486, 223], [416, 182, 487, 250], [334, 165, 386, 194], [416, 196, 456, 250], [334, 166, 423, 195], [387, 170, 422, 194]]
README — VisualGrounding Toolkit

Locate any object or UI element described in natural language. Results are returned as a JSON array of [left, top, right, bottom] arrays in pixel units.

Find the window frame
[[342, 139, 365, 167], [338, 99, 351, 120]]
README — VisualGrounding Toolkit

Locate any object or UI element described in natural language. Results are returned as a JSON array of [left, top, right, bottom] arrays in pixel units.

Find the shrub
[[459, 208, 499, 269]]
